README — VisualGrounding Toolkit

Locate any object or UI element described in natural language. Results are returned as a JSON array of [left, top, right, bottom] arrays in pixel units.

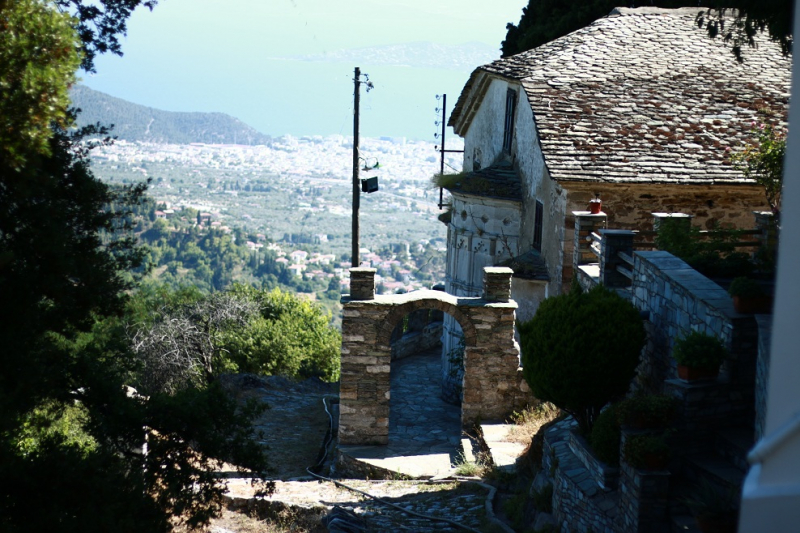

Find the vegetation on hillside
[[71, 84, 273, 145]]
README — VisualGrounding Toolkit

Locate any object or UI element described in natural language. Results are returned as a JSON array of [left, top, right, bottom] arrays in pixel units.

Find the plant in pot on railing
[[616, 393, 677, 430], [728, 276, 773, 314], [672, 331, 728, 382], [682, 478, 739, 533], [622, 432, 671, 470]]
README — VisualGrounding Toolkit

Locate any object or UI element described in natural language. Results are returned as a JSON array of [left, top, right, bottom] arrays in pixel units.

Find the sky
[[82, 0, 527, 140]]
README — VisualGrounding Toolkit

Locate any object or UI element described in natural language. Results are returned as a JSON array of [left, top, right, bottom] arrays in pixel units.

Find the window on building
[[533, 200, 544, 252], [503, 88, 516, 154]]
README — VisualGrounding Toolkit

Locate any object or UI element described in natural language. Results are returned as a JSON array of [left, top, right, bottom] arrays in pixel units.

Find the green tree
[[220, 285, 341, 381], [501, 1, 793, 60], [519, 284, 645, 435], [501, 0, 697, 57], [0, 0, 82, 165], [733, 124, 786, 220], [0, 1, 272, 530]]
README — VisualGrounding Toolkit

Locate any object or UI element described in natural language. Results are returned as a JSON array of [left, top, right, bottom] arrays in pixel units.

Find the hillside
[[70, 85, 272, 145]]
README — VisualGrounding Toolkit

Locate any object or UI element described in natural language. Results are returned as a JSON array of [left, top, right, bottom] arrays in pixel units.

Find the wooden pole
[[352, 67, 361, 268]]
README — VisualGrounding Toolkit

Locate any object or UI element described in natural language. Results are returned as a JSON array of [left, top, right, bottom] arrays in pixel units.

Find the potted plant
[[588, 193, 602, 214], [672, 331, 728, 382], [728, 276, 773, 314], [617, 393, 677, 429], [622, 432, 670, 470], [682, 479, 739, 533]]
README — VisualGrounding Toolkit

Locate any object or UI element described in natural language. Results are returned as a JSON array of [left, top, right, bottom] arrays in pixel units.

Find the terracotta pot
[[733, 295, 773, 314], [677, 364, 719, 382], [641, 452, 669, 470], [589, 200, 602, 214]]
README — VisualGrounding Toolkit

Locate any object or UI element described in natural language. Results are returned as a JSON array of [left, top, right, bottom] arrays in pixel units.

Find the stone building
[[442, 6, 790, 342]]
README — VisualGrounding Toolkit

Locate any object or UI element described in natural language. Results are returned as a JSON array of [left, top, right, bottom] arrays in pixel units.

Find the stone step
[[683, 452, 745, 494], [715, 426, 754, 473], [668, 480, 701, 533]]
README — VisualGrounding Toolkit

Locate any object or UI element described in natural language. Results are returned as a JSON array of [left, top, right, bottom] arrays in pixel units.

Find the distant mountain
[[70, 85, 272, 145], [292, 41, 499, 72]]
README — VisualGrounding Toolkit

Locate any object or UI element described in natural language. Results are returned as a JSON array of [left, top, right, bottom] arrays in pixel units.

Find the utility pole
[[352, 66, 361, 268]]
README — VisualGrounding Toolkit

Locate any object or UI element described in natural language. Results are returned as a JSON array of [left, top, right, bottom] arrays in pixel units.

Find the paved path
[[339, 347, 464, 478]]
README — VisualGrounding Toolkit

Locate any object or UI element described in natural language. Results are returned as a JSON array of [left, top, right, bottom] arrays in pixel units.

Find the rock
[[530, 470, 551, 496], [533, 511, 556, 531], [323, 505, 367, 533]]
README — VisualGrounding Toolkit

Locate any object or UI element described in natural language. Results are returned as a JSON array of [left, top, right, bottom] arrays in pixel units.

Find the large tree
[[501, 0, 793, 60], [0, 1, 271, 530]]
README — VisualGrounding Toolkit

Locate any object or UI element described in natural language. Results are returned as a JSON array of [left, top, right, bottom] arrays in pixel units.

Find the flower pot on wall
[[589, 199, 602, 214], [732, 295, 773, 314], [677, 364, 719, 382]]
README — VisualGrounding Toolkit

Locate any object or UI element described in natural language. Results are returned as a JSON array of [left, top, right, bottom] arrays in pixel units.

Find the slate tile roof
[[447, 160, 522, 201], [450, 7, 791, 185]]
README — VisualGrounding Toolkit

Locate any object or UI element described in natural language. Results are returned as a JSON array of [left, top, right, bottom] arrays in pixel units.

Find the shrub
[[728, 276, 766, 298], [623, 433, 670, 469], [616, 394, 677, 429], [655, 219, 755, 279], [672, 331, 727, 369], [590, 404, 621, 466], [220, 285, 342, 381], [520, 284, 645, 435]]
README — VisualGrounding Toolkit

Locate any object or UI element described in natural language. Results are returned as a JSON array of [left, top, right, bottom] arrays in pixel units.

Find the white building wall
[[462, 78, 515, 173], [739, 2, 800, 528], [441, 192, 522, 403]]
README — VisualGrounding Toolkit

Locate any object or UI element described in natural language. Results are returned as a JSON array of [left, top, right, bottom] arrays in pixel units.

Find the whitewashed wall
[[441, 191, 521, 403]]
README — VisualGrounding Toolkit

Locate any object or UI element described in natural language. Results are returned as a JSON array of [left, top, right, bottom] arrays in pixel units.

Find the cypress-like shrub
[[519, 284, 645, 435]]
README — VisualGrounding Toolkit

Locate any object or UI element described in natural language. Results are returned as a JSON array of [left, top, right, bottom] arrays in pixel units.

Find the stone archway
[[339, 266, 534, 446]]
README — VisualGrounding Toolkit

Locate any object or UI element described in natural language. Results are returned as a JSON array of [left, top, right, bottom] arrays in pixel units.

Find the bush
[[220, 285, 341, 381], [623, 433, 670, 470], [590, 404, 621, 466], [616, 394, 677, 429], [728, 277, 766, 298], [655, 219, 755, 279], [672, 331, 727, 369], [520, 284, 645, 435]]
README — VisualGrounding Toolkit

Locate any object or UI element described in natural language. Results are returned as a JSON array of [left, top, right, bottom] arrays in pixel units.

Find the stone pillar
[[754, 210, 778, 259], [600, 229, 635, 288], [573, 211, 607, 268], [482, 266, 513, 302], [349, 267, 376, 300], [338, 301, 391, 446]]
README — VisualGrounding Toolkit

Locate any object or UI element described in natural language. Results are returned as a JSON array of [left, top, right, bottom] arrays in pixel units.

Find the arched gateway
[[339, 266, 534, 445]]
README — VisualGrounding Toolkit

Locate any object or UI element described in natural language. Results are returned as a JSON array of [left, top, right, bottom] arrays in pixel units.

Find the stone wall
[[629, 251, 757, 391], [543, 419, 618, 533], [339, 267, 534, 446]]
